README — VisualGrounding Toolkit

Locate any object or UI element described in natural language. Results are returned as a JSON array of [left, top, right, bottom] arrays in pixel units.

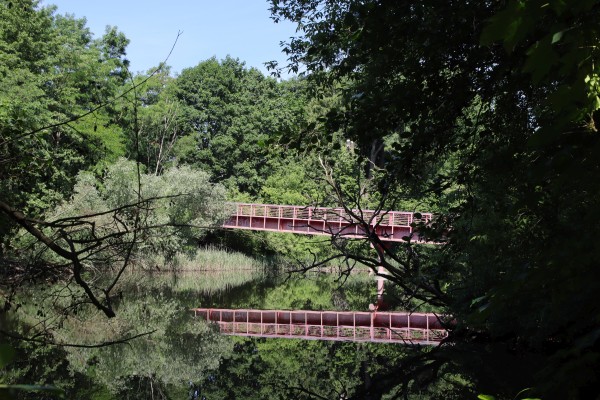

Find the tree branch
[[0, 328, 157, 348]]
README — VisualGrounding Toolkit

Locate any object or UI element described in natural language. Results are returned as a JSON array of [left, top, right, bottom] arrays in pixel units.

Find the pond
[[8, 251, 438, 399]]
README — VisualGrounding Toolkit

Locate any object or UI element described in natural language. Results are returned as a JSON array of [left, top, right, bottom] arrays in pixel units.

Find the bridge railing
[[230, 203, 432, 227]]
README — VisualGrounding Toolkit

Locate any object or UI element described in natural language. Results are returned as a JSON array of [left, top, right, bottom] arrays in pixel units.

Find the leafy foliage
[[47, 158, 228, 262], [63, 294, 231, 398], [0, 0, 129, 228], [170, 57, 309, 195], [270, 0, 600, 397]]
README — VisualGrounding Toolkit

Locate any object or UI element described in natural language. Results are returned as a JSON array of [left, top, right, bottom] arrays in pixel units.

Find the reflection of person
[[189, 381, 201, 400], [369, 298, 388, 311], [369, 272, 388, 311]]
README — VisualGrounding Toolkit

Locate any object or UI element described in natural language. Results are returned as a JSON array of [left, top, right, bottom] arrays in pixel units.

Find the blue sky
[[42, 0, 299, 78]]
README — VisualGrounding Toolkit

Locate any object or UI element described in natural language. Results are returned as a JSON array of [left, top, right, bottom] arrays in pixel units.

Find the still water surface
[[65, 267, 418, 399]]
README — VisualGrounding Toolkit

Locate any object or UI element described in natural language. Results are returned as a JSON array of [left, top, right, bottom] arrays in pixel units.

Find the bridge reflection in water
[[193, 308, 447, 346]]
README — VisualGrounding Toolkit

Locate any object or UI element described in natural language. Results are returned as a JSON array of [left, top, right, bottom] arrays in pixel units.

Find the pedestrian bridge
[[222, 203, 432, 242]]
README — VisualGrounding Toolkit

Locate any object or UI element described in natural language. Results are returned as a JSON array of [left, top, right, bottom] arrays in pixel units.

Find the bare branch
[[0, 328, 157, 348]]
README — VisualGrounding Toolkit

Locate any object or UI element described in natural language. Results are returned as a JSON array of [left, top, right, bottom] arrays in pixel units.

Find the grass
[[123, 269, 263, 296], [172, 246, 266, 272], [116, 246, 267, 296], [134, 245, 266, 272]]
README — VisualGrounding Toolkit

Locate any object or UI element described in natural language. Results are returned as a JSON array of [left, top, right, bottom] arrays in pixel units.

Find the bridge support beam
[[369, 242, 393, 311]]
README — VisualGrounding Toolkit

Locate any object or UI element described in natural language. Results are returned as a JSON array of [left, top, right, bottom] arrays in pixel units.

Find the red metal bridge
[[203, 203, 445, 345], [222, 203, 432, 242], [193, 308, 447, 345]]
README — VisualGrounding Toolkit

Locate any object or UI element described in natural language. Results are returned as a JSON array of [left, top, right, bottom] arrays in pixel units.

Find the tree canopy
[[269, 0, 600, 397]]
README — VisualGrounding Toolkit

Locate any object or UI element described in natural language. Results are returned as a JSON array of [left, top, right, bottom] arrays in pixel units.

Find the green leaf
[[523, 37, 558, 83], [551, 30, 564, 44], [480, 0, 531, 51], [480, 11, 520, 47], [470, 295, 487, 307], [477, 395, 496, 400], [593, 96, 600, 112], [469, 234, 488, 243]]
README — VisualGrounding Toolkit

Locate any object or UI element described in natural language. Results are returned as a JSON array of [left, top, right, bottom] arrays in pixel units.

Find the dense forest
[[1, 0, 600, 399]]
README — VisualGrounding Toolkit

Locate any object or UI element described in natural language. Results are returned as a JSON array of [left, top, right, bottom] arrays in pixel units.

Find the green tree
[[121, 66, 182, 176], [0, 0, 129, 245], [62, 292, 231, 400], [171, 57, 309, 195], [270, 0, 600, 397], [49, 159, 228, 261]]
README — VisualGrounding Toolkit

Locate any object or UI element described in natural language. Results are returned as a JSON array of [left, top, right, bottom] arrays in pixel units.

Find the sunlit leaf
[[551, 30, 564, 44]]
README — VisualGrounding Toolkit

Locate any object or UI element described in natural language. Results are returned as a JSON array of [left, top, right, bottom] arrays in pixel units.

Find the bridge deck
[[193, 308, 447, 345], [223, 203, 432, 242]]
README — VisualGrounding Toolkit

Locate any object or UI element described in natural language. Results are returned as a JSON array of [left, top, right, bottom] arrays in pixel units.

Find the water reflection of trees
[[200, 337, 465, 399], [18, 266, 261, 399], [60, 280, 231, 399]]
